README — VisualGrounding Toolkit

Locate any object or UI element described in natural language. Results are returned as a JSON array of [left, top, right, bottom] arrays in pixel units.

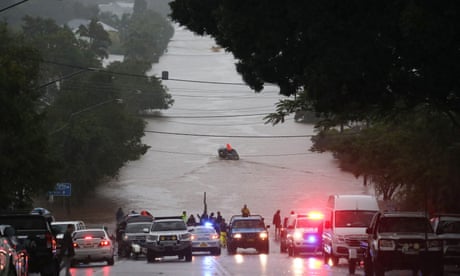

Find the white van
[[322, 194, 379, 273], [51, 220, 86, 239]]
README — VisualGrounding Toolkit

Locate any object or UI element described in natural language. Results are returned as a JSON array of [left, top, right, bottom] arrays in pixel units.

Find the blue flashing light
[[307, 235, 318, 244], [204, 222, 214, 227]]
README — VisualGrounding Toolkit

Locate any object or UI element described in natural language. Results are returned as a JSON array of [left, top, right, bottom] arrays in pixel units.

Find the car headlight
[[233, 233, 242, 239], [293, 231, 303, 241], [259, 232, 268, 240], [123, 235, 128, 241], [378, 239, 395, 250], [180, 233, 191, 240]]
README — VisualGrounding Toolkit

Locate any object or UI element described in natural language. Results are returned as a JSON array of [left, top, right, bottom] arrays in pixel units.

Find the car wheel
[[212, 247, 221, 256], [227, 244, 237, 255], [348, 259, 356, 274], [363, 255, 373, 275], [185, 247, 192, 262], [373, 260, 385, 276], [146, 249, 155, 263], [107, 256, 115, 266]]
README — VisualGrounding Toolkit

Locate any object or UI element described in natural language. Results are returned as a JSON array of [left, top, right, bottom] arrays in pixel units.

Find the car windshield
[[74, 230, 105, 239], [51, 224, 67, 234], [233, 220, 265, 229], [151, 221, 186, 231], [379, 217, 433, 233], [437, 219, 460, 234], [125, 223, 151, 233], [335, 210, 376, 227]]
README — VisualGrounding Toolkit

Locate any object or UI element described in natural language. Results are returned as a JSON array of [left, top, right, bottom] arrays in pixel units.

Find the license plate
[[247, 239, 254, 242], [200, 242, 208, 247]]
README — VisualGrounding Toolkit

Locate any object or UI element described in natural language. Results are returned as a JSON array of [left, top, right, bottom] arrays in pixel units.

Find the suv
[[363, 211, 444, 276], [226, 215, 269, 254], [144, 216, 192, 262], [430, 213, 460, 266], [287, 212, 324, 257], [118, 215, 154, 258], [0, 211, 59, 276]]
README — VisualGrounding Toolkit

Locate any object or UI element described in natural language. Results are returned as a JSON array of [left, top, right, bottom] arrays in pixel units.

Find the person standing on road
[[272, 209, 282, 240], [241, 204, 250, 217], [116, 207, 124, 223], [60, 224, 75, 276], [181, 211, 187, 222]]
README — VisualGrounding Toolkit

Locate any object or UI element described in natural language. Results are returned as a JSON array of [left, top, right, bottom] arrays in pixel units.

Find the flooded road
[[93, 25, 368, 227]]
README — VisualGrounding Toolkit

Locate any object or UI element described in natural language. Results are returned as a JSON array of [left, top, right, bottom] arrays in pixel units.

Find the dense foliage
[[1, 1, 175, 208], [169, 0, 460, 211], [0, 23, 56, 210]]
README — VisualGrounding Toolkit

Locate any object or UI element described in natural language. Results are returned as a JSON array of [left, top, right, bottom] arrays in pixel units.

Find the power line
[[39, 59, 280, 88], [0, 0, 28, 13], [151, 113, 269, 119], [148, 148, 316, 157], [144, 130, 312, 138]]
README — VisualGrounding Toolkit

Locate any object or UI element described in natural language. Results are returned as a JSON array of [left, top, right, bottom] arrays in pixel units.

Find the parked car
[[226, 215, 269, 254], [72, 228, 115, 266], [145, 216, 192, 262], [363, 211, 443, 276], [286, 211, 324, 257], [189, 225, 221, 256], [0, 225, 28, 276], [431, 213, 460, 266], [119, 218, 153, 259], [51, 220, 86, 255], [0, 212, 59, 276]]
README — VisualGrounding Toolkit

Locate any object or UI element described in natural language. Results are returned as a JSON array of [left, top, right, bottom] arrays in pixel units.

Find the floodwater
[[50, 25, 370, 229]]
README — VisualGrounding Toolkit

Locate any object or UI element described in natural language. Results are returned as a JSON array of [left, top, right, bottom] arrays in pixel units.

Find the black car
[[363, 211, 443, 276], [226, 215, 269, 254]]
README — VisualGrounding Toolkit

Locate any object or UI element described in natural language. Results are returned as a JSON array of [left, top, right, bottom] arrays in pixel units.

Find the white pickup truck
[[144, 216, 192, 262]]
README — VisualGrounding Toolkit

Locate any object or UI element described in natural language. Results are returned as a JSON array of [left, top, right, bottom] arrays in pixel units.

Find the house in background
[[98, 1, 134, 19]]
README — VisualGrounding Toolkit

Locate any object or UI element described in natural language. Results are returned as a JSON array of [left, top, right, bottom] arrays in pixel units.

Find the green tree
[[77, 19, 112, 60], [0, 23, 56, 210]]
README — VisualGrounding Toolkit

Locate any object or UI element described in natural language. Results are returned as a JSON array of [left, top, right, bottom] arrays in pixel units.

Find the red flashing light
[[84, 236, 93, 240], [308, 211, 324, 220]]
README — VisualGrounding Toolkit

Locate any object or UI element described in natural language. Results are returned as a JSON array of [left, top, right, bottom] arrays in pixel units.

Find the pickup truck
[[363, 211, 443, 276], [0, 212, 59, 276], [144, 216, 192, 262]]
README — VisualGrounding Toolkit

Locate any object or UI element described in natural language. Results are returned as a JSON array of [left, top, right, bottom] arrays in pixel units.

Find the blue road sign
[[51, 182, 71, 196]]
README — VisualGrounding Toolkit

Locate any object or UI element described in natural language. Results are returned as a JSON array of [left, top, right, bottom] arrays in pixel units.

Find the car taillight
[[45, 232, 56, 249], [73, 242, 79, 248], [99, 240, 110, 247]]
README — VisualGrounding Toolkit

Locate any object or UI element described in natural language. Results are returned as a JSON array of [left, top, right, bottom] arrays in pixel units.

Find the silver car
[[72, 228, 115, 266], [189, 225, 221, 256]]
